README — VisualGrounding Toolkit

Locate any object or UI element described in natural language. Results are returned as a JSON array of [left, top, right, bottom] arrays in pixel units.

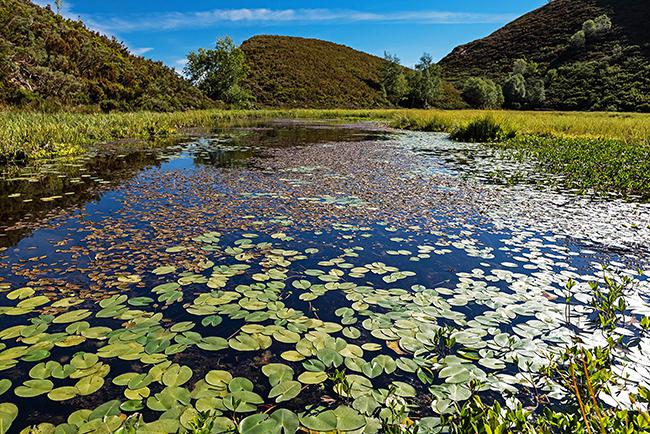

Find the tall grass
[[0, 109, 648, 162]]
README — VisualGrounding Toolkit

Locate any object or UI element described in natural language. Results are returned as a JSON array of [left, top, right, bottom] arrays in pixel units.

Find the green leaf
[[297, 371, 328, 385], [52, 309, 92, 324], [76, 375, 104, 396], [0, 381, 10, 397], [88, 400, 121, 420], [0, 403, 18, 434], [196, 336, 228, 351], [239, 414, 278, 434], [48, 386, 78, 401], [162, 364, 193, 387], [270, 409, 299, 434], [15, 379, 53, 398], [268, 381, 301, 403], [262, 363, 294, 387]]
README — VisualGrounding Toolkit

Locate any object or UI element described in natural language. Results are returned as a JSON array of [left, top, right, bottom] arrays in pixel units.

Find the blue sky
[[34, 0, 546, 71]]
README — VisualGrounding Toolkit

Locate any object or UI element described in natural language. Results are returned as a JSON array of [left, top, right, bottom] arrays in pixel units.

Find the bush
[[450, 117, 515, 143], [583, 19, 598, 38], [570, 30, 586, 49]]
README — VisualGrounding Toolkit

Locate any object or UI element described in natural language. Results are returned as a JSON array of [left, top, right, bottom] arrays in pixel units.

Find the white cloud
[[131, 47, 153, 56], [81, 8, 517, 33], [173, 59, 189, 76]]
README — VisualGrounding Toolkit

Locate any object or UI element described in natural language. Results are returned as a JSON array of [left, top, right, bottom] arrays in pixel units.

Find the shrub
[[570, 30, 586, 49], [450, 117, 515, 143], [583, 19, 598, 38], [594, 14, 612, 34]]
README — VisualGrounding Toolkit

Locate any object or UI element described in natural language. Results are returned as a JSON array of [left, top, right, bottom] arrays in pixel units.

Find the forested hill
[[240, 36, 391, 109], [0, 0, 212, 111], [439, 0, 650, 111]]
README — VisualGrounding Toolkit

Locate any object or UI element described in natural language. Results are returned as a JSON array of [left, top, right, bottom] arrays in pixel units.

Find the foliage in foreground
[[494, 135, 650, 196]]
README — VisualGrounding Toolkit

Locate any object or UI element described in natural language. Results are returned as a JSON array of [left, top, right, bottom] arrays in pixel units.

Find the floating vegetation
[[0, 121, 648, 433]]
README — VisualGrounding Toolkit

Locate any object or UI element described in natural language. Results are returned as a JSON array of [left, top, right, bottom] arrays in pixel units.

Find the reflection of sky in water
[[0, 122, 648, 429]]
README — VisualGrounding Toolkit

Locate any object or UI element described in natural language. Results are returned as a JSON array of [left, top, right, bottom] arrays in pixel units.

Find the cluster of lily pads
[[1, 124, 649, 434], [0, 219, 648, 433]]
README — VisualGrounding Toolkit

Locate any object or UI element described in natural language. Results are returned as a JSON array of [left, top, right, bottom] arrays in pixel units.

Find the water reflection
[[0, 121, 389, 248]]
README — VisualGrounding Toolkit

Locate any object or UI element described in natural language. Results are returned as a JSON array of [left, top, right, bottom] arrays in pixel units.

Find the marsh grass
[[1, 108, 649, 195], [495, 135, 650, 197], [450, 117, 516, 143]]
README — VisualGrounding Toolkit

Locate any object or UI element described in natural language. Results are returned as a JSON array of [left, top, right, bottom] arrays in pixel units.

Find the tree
[[526, 78, 546, 106], [380, 52, 409, 105], [503, 73, 527, 108], [185, 36, 253, 106], [594, 15, 612, 33], [408, 53, 441, 108], [570, 30, 586, 49], [582, 19, 597, 38], [512, 59, 528, 75], [462, 77, 503, 109]]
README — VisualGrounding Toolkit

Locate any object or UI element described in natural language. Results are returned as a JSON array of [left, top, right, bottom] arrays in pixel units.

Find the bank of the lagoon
[[2, 109, 649, 198], [0, 120, 649, 432]]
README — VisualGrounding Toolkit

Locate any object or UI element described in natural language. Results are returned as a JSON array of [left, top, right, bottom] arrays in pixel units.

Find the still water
[[0, 120, 647, 432]]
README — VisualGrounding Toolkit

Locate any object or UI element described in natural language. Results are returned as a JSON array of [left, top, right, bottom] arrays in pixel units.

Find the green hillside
[[240, 35, 390, 108], [0, 0, 212, 111], [439, 0, 650, 111]]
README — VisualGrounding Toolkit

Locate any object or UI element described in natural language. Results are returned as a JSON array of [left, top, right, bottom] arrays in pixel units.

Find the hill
[[240, 35, 390, 108], [440, 0, 650, 111], [0, 0, 212, 111], [439, 0, 650, 111]]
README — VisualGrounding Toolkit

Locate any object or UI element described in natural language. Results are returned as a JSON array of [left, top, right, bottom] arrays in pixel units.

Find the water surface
[[0, 120, 648, 432]]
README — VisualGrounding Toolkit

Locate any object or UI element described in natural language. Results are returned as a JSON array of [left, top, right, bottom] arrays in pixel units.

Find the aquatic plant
[[450, 117, 516, 143], [0, 120, 649, 433]]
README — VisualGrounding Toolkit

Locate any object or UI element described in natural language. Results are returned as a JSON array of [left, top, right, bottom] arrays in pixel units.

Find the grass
[[1, 108, 649, 195]]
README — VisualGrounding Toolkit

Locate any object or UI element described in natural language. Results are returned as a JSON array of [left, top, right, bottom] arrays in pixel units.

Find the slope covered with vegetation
[[439, 0, 650, 112], [240, 36, 391, 108], [0, 0, 212, 111]]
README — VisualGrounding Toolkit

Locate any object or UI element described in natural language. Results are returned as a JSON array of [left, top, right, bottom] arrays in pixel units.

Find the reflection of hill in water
[[0, 122, 389, 248]]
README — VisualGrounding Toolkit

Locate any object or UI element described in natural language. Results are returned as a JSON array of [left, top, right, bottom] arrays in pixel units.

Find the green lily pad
[[52, 310, 92, 324], [298, 371, 328, 385], [162, 364, 193, 387], [268, 381, 301, 403], [15, 379, 54, 398], [0, 403, 18, 434], [239, 414, 278, 434], [48, 386, 78, 401]]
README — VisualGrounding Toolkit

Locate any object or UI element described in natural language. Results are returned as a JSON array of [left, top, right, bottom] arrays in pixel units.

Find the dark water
[[0, 121, 647, 432]]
